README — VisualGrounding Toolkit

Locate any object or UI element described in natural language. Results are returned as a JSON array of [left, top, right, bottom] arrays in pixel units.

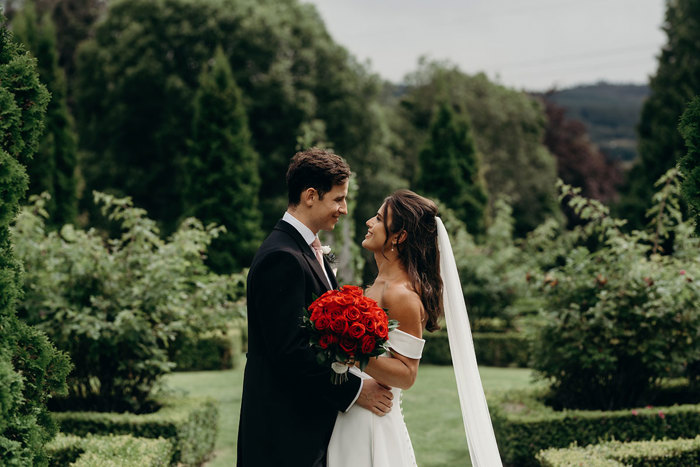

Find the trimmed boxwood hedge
[[53, 397, 217, 466], [490, 388, 700, 466], [537, 435, 700, 466], [423, 331, 529, 367], [47, 434, 173, 466], [172, 328, 243, 371]]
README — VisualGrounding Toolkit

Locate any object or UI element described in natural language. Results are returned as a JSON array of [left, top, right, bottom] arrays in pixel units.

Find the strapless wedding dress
[[327, 329, 425, 467]]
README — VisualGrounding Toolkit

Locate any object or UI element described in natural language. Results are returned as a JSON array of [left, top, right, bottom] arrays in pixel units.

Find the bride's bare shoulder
[[383, 283, 423, 337]]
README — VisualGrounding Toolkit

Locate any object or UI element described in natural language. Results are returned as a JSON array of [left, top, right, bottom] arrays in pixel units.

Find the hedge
[[47, 434, 173, 466], [422, 331, 529, 367], [53, 397, 217, 466], [490, 388, 700, 466], [172, 327, 243, 371], [537, 435, 700, 466]]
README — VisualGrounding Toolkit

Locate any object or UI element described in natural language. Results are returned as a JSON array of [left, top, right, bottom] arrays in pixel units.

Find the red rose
[[329, 307, 343, 321], [348, 322, 366, 339], [361, 335, 376, 354], [339, 335, 357, 354], [375, 322, 388, 339], [314, 315, 331, 331], [345, 306, 361, 321], [319, 333, 333, 349], [310, 307, 324, 322], [336, 293, 355, 306], [324, 298, 342, 313], [362, 316, 376, 333], [341, 285, 364, 297], [320, 289, 338, 300], [330, 317, 349, 335], [373, 308, 387, 323]]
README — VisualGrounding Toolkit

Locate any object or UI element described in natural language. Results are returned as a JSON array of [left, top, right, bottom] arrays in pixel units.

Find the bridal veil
[[436, 217, 502, 466]]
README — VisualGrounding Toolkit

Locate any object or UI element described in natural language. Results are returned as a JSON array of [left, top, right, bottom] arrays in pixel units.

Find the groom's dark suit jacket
[[237, 220, 362, 467]]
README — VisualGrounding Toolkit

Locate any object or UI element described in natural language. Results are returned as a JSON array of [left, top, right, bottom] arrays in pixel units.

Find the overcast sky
[[302, 0, 667, 91]]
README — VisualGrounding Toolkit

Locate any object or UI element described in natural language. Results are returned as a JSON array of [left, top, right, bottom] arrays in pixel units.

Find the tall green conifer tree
[[12, 1, 78, 226], [678, 96, 700, 233], [620, 0, 700, 226], [416, 101, 487, 235], [0, 17, 71, 465], [183, 47, 262, 273]]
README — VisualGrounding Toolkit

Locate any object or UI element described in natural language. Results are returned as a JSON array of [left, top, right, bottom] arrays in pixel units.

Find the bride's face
[[362, 203, 392, 252]]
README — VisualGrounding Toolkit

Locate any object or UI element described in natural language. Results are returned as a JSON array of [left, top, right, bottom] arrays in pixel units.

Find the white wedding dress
[[327, 329, 425, 467], [326, 218, 502, 466]]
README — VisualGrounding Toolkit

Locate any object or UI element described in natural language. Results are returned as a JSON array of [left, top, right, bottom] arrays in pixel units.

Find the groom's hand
[[356, 379, 393, 416]]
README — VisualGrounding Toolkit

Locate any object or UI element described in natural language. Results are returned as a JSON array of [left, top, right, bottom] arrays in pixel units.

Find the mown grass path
[[164, 365, 536, 466]]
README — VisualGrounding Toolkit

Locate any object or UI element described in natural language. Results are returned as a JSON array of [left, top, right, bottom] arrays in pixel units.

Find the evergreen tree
[[74, 0, 403, 238], [0, 17, 71, 465], [620, 0, 700, 227], [416, 101, 487, 235], [183, 47, 262, 273], [398, 60, 561, 235], [12, 0, 78, 226], [678, 95, 700, 234]]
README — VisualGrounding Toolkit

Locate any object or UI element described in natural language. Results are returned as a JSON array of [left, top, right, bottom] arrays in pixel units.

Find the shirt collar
[[282, 211, 317, 246]]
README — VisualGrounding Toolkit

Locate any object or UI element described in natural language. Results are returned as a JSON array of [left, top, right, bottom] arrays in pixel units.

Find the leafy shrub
[[438, 199, 533, 330], [529, 171, 700, 410], [171, 327, 244, 371], [490, 387, 700, 466], [421, 330, 453, 365], [12, 192, 245, 412], [47, 434, 173, 467], [423, 331, 529, 367], [54, 397, 217, 466], [537, 435, 700, 467]]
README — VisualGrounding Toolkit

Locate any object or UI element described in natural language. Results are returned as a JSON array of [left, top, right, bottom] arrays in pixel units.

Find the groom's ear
[[301, 187, 317, 207]]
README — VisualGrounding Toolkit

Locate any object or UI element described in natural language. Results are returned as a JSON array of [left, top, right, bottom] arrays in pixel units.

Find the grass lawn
[[164, 364, 538, 466]]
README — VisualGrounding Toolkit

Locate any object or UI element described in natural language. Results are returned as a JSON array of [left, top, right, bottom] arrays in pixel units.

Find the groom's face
[[310, 180, 349, 232]]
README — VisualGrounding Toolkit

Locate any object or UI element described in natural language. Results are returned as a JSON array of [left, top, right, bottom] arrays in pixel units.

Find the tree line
[[5, 0, 700, 273]]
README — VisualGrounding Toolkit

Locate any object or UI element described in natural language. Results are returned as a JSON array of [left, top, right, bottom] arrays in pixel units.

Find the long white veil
[[436, 217, 502, 466]]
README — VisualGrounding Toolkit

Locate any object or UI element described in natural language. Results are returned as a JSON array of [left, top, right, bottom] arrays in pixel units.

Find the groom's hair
[[286, 148, 351, 206]]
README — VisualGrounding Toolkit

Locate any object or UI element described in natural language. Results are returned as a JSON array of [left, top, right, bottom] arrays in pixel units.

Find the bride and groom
[[237, 148, 501, 466]]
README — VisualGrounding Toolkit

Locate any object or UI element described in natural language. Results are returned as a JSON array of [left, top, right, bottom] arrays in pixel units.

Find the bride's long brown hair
[[381, 190, 443, 332]]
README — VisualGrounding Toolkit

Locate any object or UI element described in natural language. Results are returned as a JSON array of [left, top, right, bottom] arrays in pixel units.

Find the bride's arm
[[362, 287, 424, 390]]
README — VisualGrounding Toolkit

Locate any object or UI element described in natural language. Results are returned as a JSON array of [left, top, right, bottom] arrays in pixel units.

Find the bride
[[327, 189, 502, 467]]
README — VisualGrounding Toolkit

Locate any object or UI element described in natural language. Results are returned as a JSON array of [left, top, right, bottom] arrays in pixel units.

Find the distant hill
[[544, 82, 650, 163]]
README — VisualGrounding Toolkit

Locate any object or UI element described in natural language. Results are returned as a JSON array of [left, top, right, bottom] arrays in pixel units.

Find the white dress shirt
[[282, 212, 332, 288]]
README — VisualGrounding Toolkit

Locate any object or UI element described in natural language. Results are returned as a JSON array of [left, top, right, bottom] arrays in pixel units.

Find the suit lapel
[[274, 220, 333, 291], [324, 258, 338, 289]]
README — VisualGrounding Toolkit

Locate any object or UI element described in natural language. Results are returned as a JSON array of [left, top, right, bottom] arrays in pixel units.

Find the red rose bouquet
[[302, 285, 398, 384]]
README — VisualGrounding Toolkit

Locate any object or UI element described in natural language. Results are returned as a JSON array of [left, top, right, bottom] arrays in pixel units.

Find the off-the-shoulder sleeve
[[387, 329, 425, 359]]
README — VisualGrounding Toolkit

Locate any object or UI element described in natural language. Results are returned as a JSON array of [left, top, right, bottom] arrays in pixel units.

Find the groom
[[237, 148, 394, 467]]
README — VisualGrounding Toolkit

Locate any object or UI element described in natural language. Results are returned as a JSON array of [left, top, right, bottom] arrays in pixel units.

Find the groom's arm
[[250, 250, 361, 411]]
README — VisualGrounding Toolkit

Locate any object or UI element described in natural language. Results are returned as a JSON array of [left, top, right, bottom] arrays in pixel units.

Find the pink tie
[[311, 237, 325, 270]]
